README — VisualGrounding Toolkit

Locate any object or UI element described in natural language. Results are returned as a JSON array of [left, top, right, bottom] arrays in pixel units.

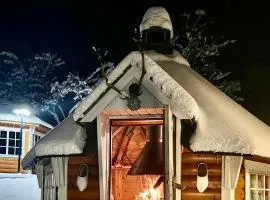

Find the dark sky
[[0, 0, 269, 124]]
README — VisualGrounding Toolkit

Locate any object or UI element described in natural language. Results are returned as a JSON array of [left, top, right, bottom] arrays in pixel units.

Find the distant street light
[[13, 108, 31, 173]]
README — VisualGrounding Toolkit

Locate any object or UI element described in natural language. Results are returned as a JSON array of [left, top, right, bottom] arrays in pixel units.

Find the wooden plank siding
[[234, 156, 270, 200], [67, 154, 100, 200], [0, 157, 19, 173], [182, 149, 222, 200], [0, 130, 30, 173], [235, 168, 245, 200]]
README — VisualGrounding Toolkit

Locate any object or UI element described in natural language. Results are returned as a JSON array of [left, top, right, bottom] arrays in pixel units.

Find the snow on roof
[[73, 50, 195, 121], [0, 113, 53, 129], [22, 115, 86, 169], [74, 50, 270, 158], [157, 60, 270, 157], [140, 7, 174, 38]]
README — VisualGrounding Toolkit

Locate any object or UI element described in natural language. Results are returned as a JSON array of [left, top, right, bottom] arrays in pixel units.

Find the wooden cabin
[[0, 112, 52, 173], [22, 6, 270, 200]]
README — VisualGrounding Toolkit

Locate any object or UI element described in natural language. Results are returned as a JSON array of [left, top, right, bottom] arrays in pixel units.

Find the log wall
[[234, 156, 270, 200], [67, 154, 100, 200], [182, 150, 222, 200]]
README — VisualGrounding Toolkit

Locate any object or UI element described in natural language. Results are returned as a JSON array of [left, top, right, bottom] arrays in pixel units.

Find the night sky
[[0, 0, 269, 124]]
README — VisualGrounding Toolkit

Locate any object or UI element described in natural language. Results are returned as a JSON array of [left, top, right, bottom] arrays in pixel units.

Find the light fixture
[[13, 108, 31, 116], [13, 107, 31, 173]]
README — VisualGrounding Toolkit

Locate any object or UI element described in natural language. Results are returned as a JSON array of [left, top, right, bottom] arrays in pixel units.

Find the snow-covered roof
[[0, 113, 53, 129], [140, 7, 174, 38], [22, 115, 86, 169], [74, 50, 270, 158]]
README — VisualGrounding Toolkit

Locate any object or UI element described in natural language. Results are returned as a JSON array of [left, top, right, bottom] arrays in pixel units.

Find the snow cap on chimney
[[140, 7, 173, 38]]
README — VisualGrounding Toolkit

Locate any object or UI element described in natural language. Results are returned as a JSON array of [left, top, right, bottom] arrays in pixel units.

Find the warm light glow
[[139, 187, 158, 200], [13, 108, 31, 117], [136, 176, 162, 200]]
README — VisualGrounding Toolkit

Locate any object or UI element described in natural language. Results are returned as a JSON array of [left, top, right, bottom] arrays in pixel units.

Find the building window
[[245, 160, 270, 200], [32, 134, 41, 146], [0, 130, 21, 155]]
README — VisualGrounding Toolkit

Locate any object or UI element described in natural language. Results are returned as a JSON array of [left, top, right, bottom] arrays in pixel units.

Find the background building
[[0, 111, 52, 173]]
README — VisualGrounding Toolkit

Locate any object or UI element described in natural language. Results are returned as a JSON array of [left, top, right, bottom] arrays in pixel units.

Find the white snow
[[140, 7, 174, 38], [74, 50, 270, 158], [22, 115, 86, 169], [0, 112, 53, 129], [0, 173, 40, 200], [73, 50, 196, 121]]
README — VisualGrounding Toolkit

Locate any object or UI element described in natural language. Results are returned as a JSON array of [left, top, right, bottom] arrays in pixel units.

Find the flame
[[136, 176, 162, 200]]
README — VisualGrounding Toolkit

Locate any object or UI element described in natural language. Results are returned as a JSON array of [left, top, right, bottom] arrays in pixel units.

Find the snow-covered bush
[[173, 9, 242, 101], [0, 52, 65, 123]]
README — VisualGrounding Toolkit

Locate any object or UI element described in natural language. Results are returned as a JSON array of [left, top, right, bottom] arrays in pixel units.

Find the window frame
[[245, 160, 270, 200], [32, 132, 43, 146], [0, 127, 21, 157]]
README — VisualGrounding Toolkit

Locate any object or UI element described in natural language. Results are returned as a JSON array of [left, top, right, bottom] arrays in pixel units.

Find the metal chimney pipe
[[127, 125, 163, 175]]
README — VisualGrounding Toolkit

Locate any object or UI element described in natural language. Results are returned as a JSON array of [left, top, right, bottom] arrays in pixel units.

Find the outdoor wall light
[[13, 108, 31, 116]]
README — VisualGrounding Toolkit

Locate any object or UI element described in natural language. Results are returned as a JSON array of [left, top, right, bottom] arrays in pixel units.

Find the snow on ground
[[0, 173, 40, 200]]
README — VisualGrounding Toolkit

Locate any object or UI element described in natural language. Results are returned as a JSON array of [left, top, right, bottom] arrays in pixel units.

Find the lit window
[[0, 130, 21, 155], [245, 160, 270, 200]]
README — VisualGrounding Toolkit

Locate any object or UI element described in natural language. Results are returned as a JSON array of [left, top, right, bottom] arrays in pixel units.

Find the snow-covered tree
[[0, 52, 66, 123], [173, 9, 242, 101], [51, 10, 242, 109], [0, 9, 239, 124], [49, 47, 115, 108]]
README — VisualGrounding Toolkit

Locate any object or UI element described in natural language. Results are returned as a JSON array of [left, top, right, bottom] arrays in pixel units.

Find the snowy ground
[[0, 173, 40, 200]]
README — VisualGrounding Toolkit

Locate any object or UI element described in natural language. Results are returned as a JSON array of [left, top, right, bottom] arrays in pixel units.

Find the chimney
[[139, 7, 174, 54], [128, 125, 163, 175]]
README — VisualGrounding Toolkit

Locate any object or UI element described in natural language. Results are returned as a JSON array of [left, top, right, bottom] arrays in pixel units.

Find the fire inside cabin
[[111, 119, 165, 200]]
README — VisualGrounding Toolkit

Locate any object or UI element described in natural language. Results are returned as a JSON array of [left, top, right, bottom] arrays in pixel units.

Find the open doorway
[[111, 119, 165, 200]]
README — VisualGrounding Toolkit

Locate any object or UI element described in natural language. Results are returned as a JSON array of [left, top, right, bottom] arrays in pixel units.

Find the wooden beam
[[113, 127, 134, 166], [114, 169, 123, 200], [80, 66, 135, 123], [164, 105, 174, 200], [174, 118, 181, 200], [111, 119, 163, 126], [112, 127, 125, 138], [97, 113, 110, 200], [139, 127, 146, 139]]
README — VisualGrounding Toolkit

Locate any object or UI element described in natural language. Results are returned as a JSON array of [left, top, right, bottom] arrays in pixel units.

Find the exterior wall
[[0, 122, 50, 173], [235, 168, 245, 200], [235, 156, 270, 200], [67, 154, 100, 200], [23, 129, 30, 158], [0, 157, 18, 173], [182, 149, 222, 200]]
